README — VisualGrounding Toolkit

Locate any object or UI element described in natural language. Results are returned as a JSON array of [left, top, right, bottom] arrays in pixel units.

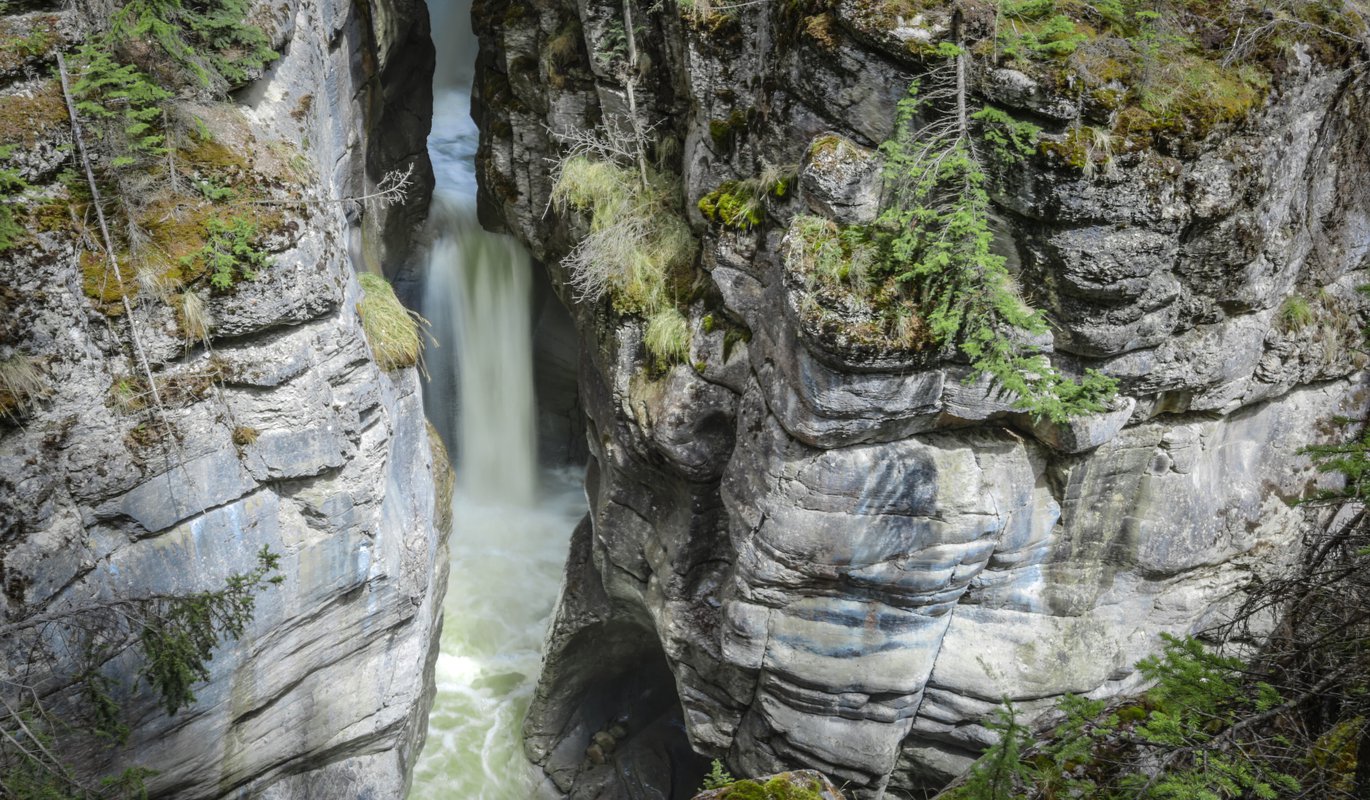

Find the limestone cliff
[[0, 1, 445, 797], [472, 1, 1370, 797]]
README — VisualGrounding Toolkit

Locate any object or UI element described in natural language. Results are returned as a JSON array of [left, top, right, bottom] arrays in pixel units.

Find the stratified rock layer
[[472, 1, 1369, 797], [0, 1, 443, 797]]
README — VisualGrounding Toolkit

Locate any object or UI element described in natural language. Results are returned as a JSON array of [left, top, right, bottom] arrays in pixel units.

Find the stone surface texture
[[0, 1, 445, 798], [472, 1, 1370, 798]]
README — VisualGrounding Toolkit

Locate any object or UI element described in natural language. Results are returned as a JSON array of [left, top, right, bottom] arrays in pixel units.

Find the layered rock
[[472, 1, 1369, 797], [0, 1, 444, 797]]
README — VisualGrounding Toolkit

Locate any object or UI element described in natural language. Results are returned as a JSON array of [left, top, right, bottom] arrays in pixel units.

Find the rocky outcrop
[[0, 1, 443, 797], [475, 1, 1370, 798]]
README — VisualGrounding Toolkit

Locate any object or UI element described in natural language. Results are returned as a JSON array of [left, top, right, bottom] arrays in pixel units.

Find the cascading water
[[411, 3, 586, 796]]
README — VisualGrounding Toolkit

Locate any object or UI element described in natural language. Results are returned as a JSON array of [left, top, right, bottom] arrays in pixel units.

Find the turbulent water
[[410, 47, 586, 796]]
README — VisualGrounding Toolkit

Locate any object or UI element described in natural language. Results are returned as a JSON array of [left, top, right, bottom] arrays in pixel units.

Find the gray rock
[[800, 134, 884, 224], [0, 2, 447, 798], [472, 1, 1370, 797]]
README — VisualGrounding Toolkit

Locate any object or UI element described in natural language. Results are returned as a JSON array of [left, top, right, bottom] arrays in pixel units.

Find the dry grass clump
[[551, 155, 696, 313], [0, 355, 47, 420], [551, 154, 698, 366], [178, 290, 211, 346], [357, 272, 421, 371]]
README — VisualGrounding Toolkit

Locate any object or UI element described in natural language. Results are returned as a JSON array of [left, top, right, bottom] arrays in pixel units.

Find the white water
[[410, 74, 585, 798]]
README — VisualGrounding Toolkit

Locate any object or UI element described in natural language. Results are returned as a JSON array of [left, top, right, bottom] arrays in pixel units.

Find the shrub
[[108, 0, 278, 92], [701, 758, 734, 791], [71, 41, 174, 166], [357, 272, 421, 371], [182, 215, 271, 290]]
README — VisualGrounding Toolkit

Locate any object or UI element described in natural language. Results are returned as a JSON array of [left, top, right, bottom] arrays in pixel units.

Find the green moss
[[996, 0, 1358, 153], [762, 775, 824, 800], [715, 774, 823, 800], [699, 170, 794, 231], [721, 780, 768, 800], [0, 80, 69, 148], [0, 14, 60, 72], [708, 110, 749, 152], [698, 181, 763, 230]]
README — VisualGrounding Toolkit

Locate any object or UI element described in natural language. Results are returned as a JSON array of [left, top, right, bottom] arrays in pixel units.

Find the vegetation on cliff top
[[788, 49, 1117, 422], [990, 0, 1369, 153]]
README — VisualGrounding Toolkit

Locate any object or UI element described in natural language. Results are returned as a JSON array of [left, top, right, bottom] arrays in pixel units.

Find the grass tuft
[[178, 291, 212, 346], [0, 356, 47, 420], [357, 272, 420, 371], [645, 305, 690, 367], [551, 154, 697, 315]]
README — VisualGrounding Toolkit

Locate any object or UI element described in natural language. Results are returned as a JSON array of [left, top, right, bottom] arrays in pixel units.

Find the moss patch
[[995, 0, 1361, 154], [0, 80, 69, 148], [0, 13, 61, 73]]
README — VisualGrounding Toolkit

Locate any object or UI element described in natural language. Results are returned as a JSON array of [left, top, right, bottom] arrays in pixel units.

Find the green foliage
[[942, 636, 1303, 800], [699, 168, 794, 231], [191, 176, 234, 202], [1278, 295, 1315, 331], [875, 81, 1117, 422], [698, 181, 764, 229], [2, 549, 282, 798], [701, 758, 735, 791], [182, 216, 270, 290], [957, 704, 1036, 800], [971, 107, 1042, 167], [993, 1, 1364, 149], [551, 154, 697, 325], [71, 0, 278, 168], [108, 0, 279, 91], [138, 547, 283, 714], [998, 2, 1088, 59], [71, 42, 173, 167], [1303, 418, 1370, 502]]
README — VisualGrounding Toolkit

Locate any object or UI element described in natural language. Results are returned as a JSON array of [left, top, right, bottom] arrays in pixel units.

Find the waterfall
[[410, 28, 586, 796], [423, 202, 537, 506]]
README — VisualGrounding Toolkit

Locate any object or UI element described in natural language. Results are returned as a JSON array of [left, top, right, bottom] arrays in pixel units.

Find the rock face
[[473, 1, 1370, 798], [0, 1, 444, 798]]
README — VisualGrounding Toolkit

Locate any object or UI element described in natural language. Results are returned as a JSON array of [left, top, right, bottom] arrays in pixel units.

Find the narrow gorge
[[1, 1, 1368, 800]]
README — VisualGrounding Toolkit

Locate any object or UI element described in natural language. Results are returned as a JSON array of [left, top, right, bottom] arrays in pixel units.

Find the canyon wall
[[471, 1, 1370, 797], [0, 1, 445, 797]]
